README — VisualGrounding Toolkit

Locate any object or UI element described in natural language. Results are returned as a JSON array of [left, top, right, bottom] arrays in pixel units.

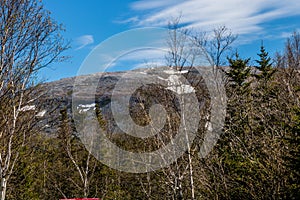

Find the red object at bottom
[[60, 198, 99, 200]]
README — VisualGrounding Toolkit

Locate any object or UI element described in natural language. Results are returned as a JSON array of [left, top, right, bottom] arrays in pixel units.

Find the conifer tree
[[95, 102, 107, 131], [284, 105, 300, 199], [214, 53, 254, 198], [255, 43, 275, 82], [226, 53, 251, 89]]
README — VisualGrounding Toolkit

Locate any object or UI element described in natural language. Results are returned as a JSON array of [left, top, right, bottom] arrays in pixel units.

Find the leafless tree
[[134, 18, 213, 200], [165, 17, 200, 71], [274, 31, 300, 70], [285, 31, 300, 69], [0, 0, 67, 199], [58, 108, 98, 198], [274, 31, 300, 97], [193, 25, 237, 67]]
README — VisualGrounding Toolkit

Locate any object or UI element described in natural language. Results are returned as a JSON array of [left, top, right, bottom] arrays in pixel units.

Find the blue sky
[[41, 0, 300, 81]]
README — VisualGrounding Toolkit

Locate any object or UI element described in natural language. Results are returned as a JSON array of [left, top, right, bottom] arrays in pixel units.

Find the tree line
[[0, 1, 299, 199]]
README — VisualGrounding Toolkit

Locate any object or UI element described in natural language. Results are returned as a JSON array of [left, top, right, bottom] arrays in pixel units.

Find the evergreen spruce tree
[[254, 43, 276, 82], [226, 53, 251, 90], [224, 52, 252, 137], [213, 53, 254, 198], [95, 102, 107, 131], [284, 105, 300, 199]]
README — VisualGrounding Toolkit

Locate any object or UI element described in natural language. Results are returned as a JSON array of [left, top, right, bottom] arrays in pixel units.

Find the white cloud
[[129, 0, 300, 38], [133, 61, 166, 69], [280, 28, 300, 39], [119, 48, 168, 61], [131, 0, 182, 10], [75, 35, 94, 50], [111, 49, 168, 70], [114, 16, 140, 24]]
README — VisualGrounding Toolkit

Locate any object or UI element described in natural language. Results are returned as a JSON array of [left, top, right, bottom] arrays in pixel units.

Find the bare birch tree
[[140, 18, 212, 199], [58, 108, 99, 198], [0, 0, 67, 199], [193, 25, 237, 67], [285, 31, 300, 69]]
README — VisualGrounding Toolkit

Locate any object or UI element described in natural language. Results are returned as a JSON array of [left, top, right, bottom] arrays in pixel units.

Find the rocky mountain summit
[[39, 67, 212, 135]]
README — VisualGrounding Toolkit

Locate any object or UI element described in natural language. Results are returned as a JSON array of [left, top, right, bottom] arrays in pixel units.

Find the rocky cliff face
[[38, 67, 211, 136]]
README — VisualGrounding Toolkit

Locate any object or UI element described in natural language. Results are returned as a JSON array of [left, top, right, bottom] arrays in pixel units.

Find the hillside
[[39, 66, 211, 136], [7, 66, 299, 199]]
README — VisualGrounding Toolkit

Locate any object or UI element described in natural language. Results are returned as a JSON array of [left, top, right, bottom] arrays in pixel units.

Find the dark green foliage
[[95, 103, 107, 130], [6, 68, 300, 199], [226, 53, 251, 88], [284, 106, 300, 199], [4, 34, 300, 199], [254, 44, 276, 82]]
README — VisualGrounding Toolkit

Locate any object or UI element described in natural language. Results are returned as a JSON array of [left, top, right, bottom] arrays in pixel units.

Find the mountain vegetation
[[0, 1, 299, 200]]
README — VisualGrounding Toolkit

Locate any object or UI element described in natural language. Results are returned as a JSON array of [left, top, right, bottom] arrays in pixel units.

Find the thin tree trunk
[[0, 177, 7, 200], [187, 149, 195, 200]]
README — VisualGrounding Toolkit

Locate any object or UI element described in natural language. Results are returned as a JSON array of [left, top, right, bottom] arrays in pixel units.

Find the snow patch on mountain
[[19, 105, 36, 112], [77, 103, 96, 113]]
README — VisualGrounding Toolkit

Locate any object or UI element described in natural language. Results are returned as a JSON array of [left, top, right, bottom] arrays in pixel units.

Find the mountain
[[38, 66, 212, 136]]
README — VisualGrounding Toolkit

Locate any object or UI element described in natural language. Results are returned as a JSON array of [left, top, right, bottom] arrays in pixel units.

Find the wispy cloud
[[74, 35, 94, 50], [280, 28, 300, 39], [109, 49, 168, 70], [114, 16, 140, 24], [129, 0, 300, 38], [131, 0, 183, 10]]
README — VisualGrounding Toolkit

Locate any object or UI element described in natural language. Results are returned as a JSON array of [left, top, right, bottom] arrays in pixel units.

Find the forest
[[0, 0, 299, 199]]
